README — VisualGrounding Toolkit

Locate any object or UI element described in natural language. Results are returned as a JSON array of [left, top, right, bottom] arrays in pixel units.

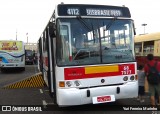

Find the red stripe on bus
[[64, 63, 135, 80]]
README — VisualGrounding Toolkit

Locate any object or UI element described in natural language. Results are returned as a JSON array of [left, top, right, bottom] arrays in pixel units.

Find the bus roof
[[134, 32, 160, 43]]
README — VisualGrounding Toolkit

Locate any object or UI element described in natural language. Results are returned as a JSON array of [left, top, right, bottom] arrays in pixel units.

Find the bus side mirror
[[49, 22, 56, 38]]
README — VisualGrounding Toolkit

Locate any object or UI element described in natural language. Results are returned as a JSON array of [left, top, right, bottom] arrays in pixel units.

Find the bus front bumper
[[0, 63, 25, 68], [57, 81, 138, 106]]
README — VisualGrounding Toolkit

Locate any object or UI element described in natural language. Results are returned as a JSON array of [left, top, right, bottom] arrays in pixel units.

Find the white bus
[[37, 4, 138, 106], [0, 40, 25, 71]]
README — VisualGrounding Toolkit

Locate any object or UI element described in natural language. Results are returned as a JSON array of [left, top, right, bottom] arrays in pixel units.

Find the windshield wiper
[[73, 49, 90, 60], [76, 16, 91, 31]]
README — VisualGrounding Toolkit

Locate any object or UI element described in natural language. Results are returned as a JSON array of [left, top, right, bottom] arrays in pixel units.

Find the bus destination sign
[[86, 9, 122, 16], [67, 8, 122, 17], [58, 4, 131, 17]]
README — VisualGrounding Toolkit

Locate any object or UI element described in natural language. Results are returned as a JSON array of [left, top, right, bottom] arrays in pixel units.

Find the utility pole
[[16, 29, 17, 40], [26, 33, 28, 43], [142, 23, 147, 34]]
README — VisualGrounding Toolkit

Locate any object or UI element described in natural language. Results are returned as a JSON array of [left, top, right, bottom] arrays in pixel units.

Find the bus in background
[[38, 4, 137, 106], [25, 50, 34, 65], [135, 32, 160, 69], [0, 40, 25, 71]]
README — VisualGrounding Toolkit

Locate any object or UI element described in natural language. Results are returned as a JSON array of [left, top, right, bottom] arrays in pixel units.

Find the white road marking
[[42, 100, 48, 105], [42, 100, 47, 109], [39, 89, 43, 93]]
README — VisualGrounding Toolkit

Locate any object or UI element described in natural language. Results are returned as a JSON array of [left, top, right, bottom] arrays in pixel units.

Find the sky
[[0, 0, 160, 43]]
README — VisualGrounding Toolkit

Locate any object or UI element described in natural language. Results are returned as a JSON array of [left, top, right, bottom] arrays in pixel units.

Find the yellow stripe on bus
[[85, 65, 119, 74]]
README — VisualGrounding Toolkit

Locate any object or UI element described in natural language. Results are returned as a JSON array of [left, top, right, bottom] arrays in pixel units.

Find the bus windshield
[[25, 50, 33, 56], [56, 18, 135, 66]]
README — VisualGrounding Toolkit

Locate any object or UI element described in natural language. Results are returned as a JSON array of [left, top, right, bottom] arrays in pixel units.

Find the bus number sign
[[67, 8, 80, 15], [121, 65, 132, 75]]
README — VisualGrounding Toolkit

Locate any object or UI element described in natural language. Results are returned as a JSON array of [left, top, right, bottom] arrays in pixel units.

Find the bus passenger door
[[47, 23, 57, 104]]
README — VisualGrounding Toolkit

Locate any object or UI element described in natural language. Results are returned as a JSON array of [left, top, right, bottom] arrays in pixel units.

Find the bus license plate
[[92, 95, 115, 104]]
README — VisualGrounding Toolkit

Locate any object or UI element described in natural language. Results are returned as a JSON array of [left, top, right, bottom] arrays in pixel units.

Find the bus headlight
[[123, 76, 128, 81], [66, 81, 72, 87], [74, 81, 81, 86], [135, 75, 138, 80], [130, 75, 135, 80]]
